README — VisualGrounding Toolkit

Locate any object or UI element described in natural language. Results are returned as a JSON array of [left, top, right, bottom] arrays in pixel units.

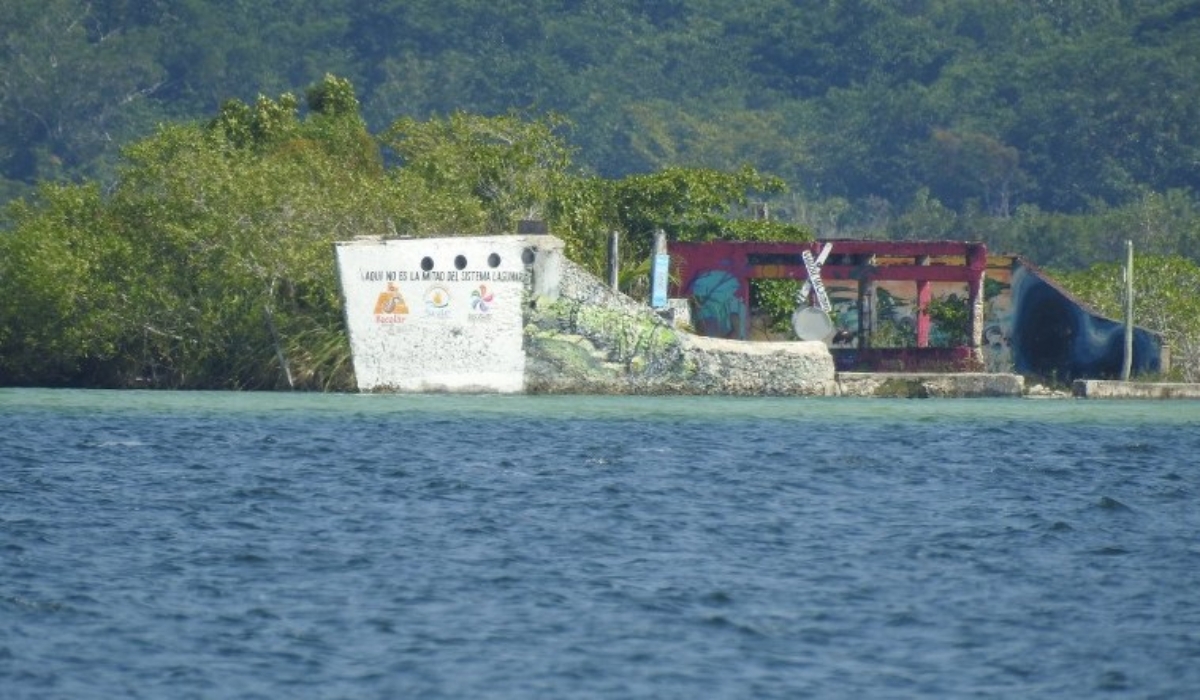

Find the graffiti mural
[[980, 274, 1014, 373], [669, 240, 1164, 378], [690, 269, 747, 339]]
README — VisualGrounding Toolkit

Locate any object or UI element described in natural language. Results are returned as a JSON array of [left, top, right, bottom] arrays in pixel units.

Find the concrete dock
[[1072, 380, 1200, 399], [837, 372, 1025, 398]]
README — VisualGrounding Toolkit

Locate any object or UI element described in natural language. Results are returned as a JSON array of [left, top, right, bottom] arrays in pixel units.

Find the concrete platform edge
[[837, 372, 1026, 398], [1072, 380, 1200, 399]]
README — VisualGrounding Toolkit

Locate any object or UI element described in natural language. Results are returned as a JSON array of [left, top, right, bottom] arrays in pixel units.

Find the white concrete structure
[[335, 235, 563, 392]]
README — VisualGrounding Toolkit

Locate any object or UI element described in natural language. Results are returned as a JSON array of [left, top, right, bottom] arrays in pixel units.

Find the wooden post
[[608, 231, 619, 292], [1122, 240, 1134, 380]]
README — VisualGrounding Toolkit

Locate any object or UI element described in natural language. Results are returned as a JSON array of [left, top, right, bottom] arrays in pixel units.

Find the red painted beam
[[671, 240, 985, 258], [745, 265, 985, 283]]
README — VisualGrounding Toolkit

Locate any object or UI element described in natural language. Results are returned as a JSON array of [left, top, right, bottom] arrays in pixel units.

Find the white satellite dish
[[792, 306, 834, 341]]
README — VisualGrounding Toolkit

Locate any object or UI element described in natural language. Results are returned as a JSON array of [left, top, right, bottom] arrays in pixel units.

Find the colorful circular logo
[[470, 285, 494, 312]]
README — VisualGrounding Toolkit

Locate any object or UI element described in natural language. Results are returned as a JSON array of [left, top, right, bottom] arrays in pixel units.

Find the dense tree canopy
[[3, 0, 1199, 263], [4, 1, 1200, 387], [0, 77, 809, 388]]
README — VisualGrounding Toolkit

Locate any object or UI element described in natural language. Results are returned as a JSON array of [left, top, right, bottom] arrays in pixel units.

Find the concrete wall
[[838, 372, 1025, 398], [335, 235, 563, 392], [524, 257, 838, 395], [335, 234, 838, 395]]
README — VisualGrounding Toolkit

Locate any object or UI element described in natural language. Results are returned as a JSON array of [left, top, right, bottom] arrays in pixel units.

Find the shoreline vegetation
[[2, 77, 1198, 390], [4, 3, 1200, 389]]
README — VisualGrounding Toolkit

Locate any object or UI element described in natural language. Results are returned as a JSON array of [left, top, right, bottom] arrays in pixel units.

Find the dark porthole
[[420, 256, 434, 272], [521, 248, 536, 265], [487, 253, 501, 268], [454, 255, 467, 270]]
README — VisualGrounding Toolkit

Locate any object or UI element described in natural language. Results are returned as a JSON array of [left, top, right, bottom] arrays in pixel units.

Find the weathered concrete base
[[837, 372, 1025, 398], [523, 269, 839, 395], [1072, 380, 1200, 399], [675, 335, 838, 396]]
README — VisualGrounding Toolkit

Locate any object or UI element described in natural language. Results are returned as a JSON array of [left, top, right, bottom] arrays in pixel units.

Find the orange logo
[[373, 283, 409, 315]]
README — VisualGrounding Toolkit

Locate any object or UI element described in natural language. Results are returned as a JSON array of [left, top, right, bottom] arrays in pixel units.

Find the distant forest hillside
[[3, 0, 1199, 266]]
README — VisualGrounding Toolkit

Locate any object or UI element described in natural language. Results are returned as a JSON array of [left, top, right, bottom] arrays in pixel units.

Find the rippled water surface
[[3, 389, 1199, 699]]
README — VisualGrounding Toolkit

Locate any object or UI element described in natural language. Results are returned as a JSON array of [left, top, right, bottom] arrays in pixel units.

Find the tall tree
[[0, 0, 166, 186]]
